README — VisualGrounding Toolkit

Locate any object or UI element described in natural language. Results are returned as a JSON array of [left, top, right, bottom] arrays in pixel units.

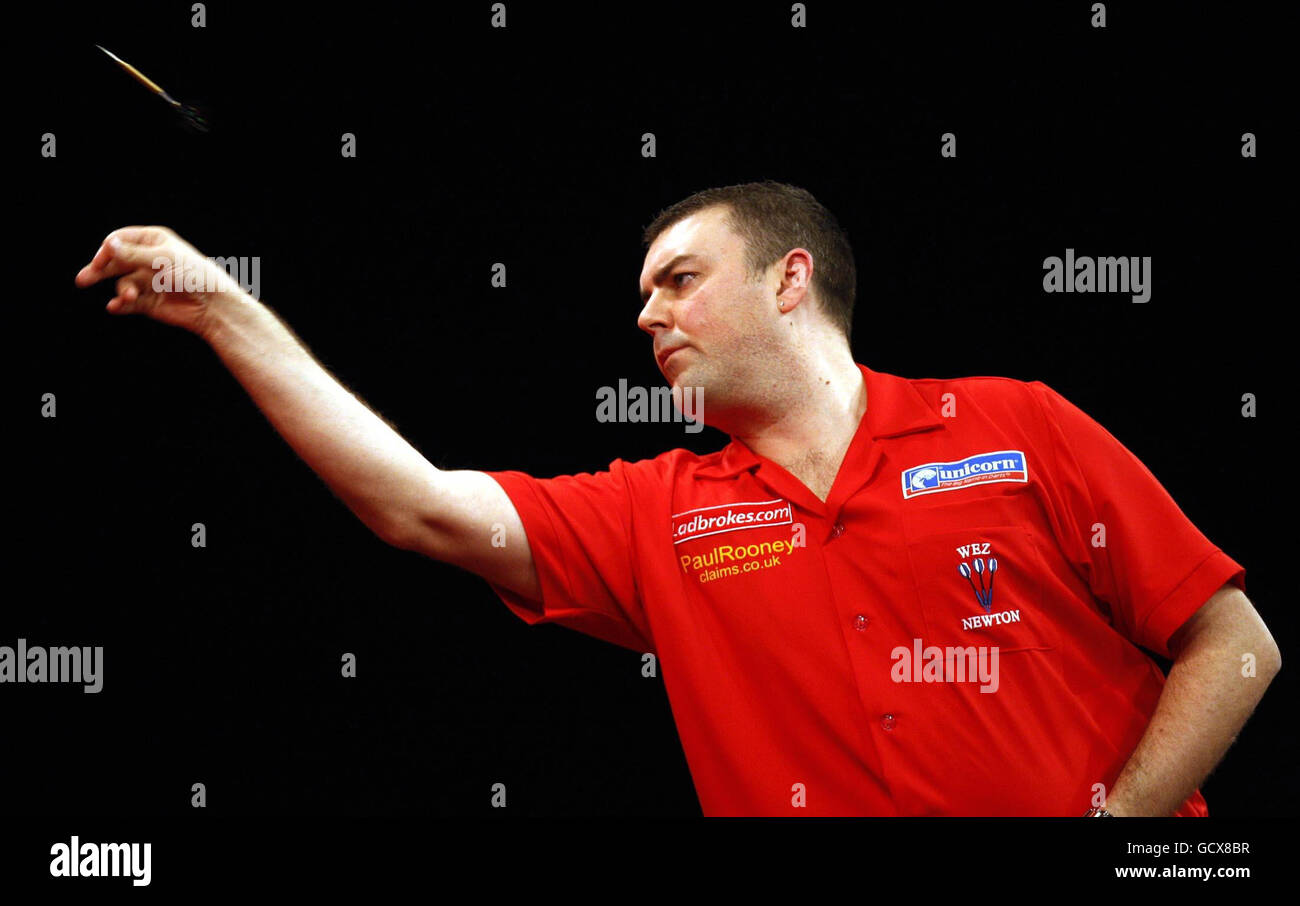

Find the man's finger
[[105, 268, 157, 315], [75, 240, 118, 286], [102, 226, 168, 249], [115, 275, 141, 302], [75, 229, 167, 287]]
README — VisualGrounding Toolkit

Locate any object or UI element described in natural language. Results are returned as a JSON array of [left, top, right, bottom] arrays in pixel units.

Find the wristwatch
[[1083, 807, 1114, 817]]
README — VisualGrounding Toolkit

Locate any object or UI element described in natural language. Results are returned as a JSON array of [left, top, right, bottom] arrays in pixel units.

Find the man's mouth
[[658, 345, 687, 369]]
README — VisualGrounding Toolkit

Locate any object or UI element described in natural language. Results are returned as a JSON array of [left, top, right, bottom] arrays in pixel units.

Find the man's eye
[[674, 272, 696, 287]]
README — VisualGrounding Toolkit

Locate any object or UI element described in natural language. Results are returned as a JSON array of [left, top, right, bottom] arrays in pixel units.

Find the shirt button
[[830, 522, 846, 538], [852, 614, 869, 631], [880, 713, 897, 731]]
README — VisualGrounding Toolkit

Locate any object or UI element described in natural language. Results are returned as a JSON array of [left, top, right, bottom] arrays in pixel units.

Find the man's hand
[[75, 226, 244, 339]]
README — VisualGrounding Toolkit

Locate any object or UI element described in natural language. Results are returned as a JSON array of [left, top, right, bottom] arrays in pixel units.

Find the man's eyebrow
[[639, 254, 703, 303]]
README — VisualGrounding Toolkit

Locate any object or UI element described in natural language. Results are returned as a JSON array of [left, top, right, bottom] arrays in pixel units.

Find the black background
[[10, 0, 1292, 826]]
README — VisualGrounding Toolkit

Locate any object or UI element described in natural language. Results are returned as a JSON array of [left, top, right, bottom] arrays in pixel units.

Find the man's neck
[[733, 350, 866, 501]]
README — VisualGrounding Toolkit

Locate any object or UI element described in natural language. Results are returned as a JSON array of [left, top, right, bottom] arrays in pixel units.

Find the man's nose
[[638, 290, 671, 333]]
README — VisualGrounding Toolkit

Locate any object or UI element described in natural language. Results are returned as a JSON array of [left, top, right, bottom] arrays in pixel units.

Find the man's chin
[[666, 356, 698, 383], [666, 372, 695, 397], [665, 384, 706, 434]]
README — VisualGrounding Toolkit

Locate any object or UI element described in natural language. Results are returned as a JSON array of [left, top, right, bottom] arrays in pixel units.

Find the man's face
[[637, 206, 784, 421]]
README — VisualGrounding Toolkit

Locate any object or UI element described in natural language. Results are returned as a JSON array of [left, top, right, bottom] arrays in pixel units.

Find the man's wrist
[[198, 290, 265, 348]]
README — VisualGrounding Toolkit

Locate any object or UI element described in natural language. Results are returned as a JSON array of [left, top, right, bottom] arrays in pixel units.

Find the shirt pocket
[[902, 523, 1059, 653]]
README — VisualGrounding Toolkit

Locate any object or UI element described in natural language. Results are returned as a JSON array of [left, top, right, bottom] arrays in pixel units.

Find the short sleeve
[[483, 460, 654, 653], [1028, 382, 1245, 658]]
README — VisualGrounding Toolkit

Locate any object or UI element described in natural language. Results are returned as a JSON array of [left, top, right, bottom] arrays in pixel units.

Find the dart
[[95, 44, 210, 132], [958, 562, 985, 607]]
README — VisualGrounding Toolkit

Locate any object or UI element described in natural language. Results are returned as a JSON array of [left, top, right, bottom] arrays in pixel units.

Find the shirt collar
[[696, 363, 946, 479]]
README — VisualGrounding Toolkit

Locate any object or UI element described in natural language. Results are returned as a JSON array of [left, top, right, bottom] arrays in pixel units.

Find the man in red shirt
[[76, 181, 1281, 816]]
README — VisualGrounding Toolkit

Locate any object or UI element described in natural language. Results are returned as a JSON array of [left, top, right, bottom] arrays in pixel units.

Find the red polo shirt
[[484, 364, 1245, 816]]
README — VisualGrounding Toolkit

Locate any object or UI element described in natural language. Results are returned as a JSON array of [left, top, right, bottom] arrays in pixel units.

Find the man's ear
[[775, 248, 814, 312]]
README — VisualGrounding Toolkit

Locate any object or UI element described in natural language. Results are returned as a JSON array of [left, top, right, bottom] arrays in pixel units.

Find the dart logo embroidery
[[953, 542, 1022, 631], [957, 554, 998, 612]]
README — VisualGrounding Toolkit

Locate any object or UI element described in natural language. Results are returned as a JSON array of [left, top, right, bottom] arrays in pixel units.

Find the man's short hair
[[641, 180, 857, 339]]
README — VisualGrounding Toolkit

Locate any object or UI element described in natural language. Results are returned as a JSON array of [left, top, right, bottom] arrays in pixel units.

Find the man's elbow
[[1172, 586, 1281, 678], [377, 512, 448, 560], [377, 515, 420, 552], [1256, 630, 1282, 680], [1235, 603, 1281, 681], [362, 506, 415, 551], [1243, 593, 1282, 679]]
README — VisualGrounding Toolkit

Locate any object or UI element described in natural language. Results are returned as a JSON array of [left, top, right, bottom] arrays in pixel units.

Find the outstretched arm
[[75, 226, 541, 600]]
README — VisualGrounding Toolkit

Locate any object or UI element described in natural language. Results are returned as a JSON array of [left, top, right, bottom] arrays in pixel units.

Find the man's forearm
[[1105, 589, 1280, 816], [200, 292, 438, 544]]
